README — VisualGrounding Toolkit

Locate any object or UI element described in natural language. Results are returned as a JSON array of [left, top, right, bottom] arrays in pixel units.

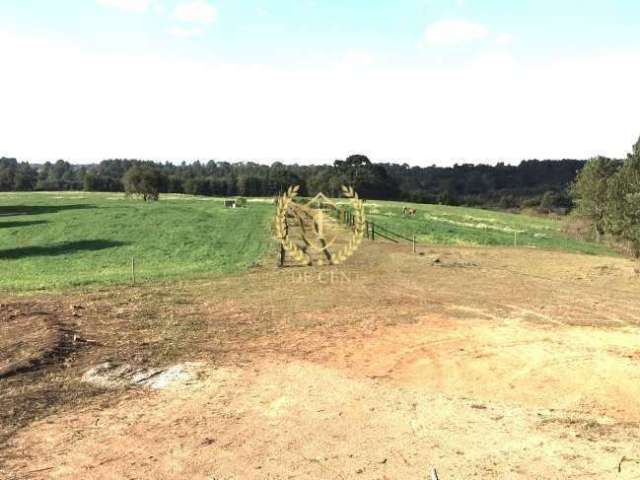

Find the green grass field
[[0, 192, 275, 291], [358, 200, 614, 256], [1, 192, 614, 292]]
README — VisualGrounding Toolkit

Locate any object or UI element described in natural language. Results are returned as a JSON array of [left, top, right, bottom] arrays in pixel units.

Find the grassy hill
[[0, 192, 275, 291], [0, 192, 614, 292]]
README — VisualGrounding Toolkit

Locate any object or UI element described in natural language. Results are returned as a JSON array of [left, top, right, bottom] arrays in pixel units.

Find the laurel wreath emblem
[[274, 185, 366, 266]]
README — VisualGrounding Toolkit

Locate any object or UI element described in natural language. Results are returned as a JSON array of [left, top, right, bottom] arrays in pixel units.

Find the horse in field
[[402, 206, 417, 217]]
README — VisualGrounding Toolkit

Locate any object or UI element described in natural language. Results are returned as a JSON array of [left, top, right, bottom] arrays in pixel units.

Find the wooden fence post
[[131, 257, 136, 286], [371, 222, 375, 241], [412, 235, 416, 254], [277, 219, 288, 267]]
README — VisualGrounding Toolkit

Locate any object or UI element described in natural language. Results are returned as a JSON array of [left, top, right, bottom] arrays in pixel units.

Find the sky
[[1, 0, 640, 166]]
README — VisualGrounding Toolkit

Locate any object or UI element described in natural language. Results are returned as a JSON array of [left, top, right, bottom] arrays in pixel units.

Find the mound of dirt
[[81, 362, 203, 390]]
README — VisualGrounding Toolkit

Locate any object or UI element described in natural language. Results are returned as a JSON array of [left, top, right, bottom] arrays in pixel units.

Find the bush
[[520, 197, 541, 209], [562, 216, 597, 241]]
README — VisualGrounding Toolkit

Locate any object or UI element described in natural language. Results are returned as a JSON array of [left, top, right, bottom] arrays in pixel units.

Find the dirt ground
[[2, 242, 640, 479]]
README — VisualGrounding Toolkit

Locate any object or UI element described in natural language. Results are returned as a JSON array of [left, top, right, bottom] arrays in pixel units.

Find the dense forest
[[0, 155, 591, 211]]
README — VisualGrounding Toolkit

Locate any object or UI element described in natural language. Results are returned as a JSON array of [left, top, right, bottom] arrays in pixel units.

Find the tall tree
[[0, 158, 18, 191], [14, 162, 38, 191], [605, 137, 640, 256], [570, 156, 619, 241], [333, 154, 372, 189], [122, 166, 166, 201]]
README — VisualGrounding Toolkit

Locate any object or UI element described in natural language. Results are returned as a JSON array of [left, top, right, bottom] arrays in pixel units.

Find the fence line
[[335, 207, 419, 252]]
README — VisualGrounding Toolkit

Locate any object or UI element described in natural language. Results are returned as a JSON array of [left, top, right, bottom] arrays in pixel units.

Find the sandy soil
[[3, 243, 640, 479]]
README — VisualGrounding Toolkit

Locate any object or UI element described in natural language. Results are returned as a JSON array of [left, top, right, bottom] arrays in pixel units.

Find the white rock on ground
[[81, 362, 203, 390]]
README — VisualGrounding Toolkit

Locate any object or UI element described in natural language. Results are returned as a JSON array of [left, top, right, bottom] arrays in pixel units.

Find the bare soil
[[2, 243, 640, 479]]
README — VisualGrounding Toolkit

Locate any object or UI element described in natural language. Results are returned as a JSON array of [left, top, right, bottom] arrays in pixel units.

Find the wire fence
[[336, 206, 419, 252]]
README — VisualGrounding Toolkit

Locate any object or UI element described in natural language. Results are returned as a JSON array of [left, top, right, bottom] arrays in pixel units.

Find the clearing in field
[[1, 193, 639, 479]]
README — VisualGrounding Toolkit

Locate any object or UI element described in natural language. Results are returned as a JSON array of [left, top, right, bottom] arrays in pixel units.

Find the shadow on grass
[[0, 220, 49, 229], [0, 204, 96, 217], [0, 240, 126, 260]]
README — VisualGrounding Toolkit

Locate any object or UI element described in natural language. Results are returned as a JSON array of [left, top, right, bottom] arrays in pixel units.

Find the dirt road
[[3, 244, 640, 479]]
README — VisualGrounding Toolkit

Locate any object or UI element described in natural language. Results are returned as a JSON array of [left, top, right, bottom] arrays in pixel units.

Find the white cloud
[[1, 31, 640, 164], [167, 26, 204, 38], [173, 1, 217, 24], [424, 19, 489, 47], [495, 32, 514, 46], [341, 49, 376, 68], [152, 3, 167, 15], [96, 0, 155, 13]]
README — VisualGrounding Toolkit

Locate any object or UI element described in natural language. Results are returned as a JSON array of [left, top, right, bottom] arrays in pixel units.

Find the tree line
[[570, 136, 640, 256], [0, 154, 592, 210]]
